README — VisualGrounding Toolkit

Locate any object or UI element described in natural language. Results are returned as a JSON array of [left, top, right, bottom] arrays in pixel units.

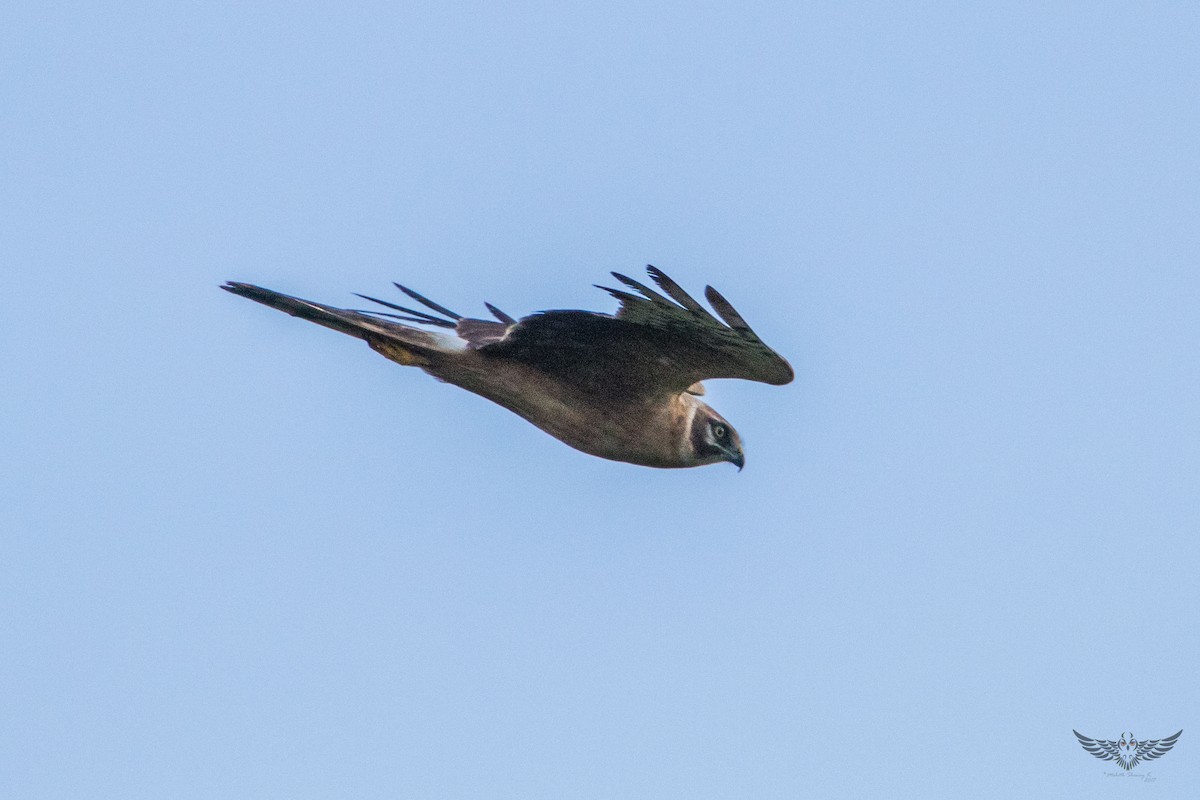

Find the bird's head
[[688, 402, 745, 470], [1115, 732, 1139, 769]]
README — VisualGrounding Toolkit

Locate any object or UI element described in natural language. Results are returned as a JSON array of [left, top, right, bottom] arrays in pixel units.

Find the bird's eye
[[711, 423, 727, 440], [1119, 740, 1126, 747], [1130, 739, 1136, 747]]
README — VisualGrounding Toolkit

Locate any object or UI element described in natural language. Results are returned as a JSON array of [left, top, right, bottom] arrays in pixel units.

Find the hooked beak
[[728, 449, 745, 472]]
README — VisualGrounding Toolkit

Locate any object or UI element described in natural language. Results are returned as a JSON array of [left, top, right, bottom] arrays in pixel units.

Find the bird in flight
[[222, 266, 793, 469]]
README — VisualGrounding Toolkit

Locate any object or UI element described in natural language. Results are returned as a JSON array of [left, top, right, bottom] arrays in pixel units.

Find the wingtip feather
[[354, 292, 456, 327], [703, 285, 756, 334], [645, 265, 711, 315], [393, 282, 464, 321], [611, 271, 674, 306], [485, 302, 516, 324]]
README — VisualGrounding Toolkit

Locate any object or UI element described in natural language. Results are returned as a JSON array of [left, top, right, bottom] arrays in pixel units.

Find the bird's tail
[[222, 282, 452, 366]]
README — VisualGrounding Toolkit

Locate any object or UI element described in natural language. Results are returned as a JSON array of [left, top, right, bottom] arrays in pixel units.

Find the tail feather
[[222, 281, 449, 358]]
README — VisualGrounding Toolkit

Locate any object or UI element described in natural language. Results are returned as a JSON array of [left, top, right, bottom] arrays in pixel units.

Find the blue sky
[[3, 1, 1197, 797]]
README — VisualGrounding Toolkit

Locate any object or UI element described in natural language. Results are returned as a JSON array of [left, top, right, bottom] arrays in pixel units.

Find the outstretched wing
[[357, 266, 794, 399], [1073, 731, 1122, 762], [484, 266, 793, 398], [1134, 730, 1182, 764]]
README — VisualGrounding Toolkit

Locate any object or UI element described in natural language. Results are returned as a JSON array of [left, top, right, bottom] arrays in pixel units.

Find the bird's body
[[377, 337, 699, 466], [443, 361, 698, 468], [223, 267, 792, 469]]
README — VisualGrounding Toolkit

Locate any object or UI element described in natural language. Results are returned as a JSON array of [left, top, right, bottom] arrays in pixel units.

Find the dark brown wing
[[355, 267, 793, 398], [482, 266, 793, 398]]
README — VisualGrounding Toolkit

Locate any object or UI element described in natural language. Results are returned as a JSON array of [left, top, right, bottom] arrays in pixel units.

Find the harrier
[[222, 266, 793, 469]]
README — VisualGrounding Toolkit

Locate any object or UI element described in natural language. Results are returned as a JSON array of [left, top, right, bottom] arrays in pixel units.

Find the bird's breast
[[430, 356, 690, 467]]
